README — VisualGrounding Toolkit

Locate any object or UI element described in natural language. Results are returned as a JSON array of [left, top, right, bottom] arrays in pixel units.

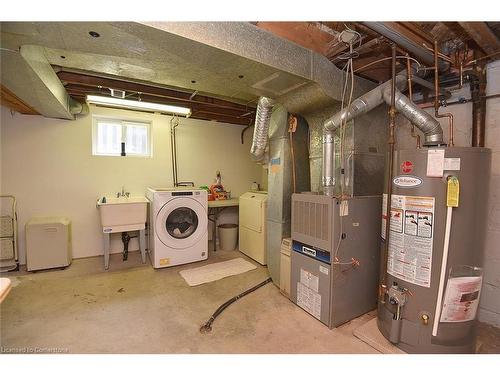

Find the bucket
[[218, 223, 238, 251]]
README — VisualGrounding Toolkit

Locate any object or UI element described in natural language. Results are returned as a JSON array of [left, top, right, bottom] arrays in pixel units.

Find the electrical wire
[[332, 36, 358, 267], [354, 56, 422, 73]]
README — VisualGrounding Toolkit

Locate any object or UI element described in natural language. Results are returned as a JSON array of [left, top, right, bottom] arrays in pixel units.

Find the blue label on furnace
[[292, 240, 331, 264]]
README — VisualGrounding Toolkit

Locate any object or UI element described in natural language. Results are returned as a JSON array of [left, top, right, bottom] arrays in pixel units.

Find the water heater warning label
[[440, 276, 482, 323], [385, 194, 435, 288]]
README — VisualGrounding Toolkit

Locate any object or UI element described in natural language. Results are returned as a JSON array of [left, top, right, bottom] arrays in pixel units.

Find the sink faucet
[[117, 186, 130, 198]]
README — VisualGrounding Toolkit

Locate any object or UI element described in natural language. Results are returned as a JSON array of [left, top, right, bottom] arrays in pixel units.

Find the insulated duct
[[250, 96, 275, 163], [0, 45, 88, 119], [322, 74, 444, 194]]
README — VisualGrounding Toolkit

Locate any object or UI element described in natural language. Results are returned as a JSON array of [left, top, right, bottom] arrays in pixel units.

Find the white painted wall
[[396, 61, 500, 327], [0, 104, 262, 264]]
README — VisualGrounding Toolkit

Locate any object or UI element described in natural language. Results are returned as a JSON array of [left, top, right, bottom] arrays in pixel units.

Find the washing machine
[[146, 187, 208, 268]]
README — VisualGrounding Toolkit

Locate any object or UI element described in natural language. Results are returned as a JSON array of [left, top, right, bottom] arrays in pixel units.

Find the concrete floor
[[1, 246, 379, 354], [1, 246, 499, 354]]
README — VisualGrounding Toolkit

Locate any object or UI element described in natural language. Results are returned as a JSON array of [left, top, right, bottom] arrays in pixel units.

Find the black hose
[[199, 277, 272, 334]]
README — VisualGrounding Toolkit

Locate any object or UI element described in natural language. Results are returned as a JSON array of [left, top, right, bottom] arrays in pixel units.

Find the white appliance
[[146, 187, 208, 268], [238, 191, 267, 265], [25, 217, 72, 271]]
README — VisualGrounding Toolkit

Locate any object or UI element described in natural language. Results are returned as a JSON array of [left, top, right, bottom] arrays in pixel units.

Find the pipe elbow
[[383, 88, 443, 146]]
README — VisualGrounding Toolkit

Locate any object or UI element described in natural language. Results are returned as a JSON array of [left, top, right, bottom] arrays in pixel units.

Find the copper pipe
[[417, 93, 499, 109], [460, 62, 463, 89], [354, 55, 421, 73], [406, 55, 421, 148], [433, 40, 454, 147], [465, 50, 500, 66], [380, 44, 397, 302], [423, 42, 454, 64], [472, 62, 487, 147], [406, 55, 413, 102]]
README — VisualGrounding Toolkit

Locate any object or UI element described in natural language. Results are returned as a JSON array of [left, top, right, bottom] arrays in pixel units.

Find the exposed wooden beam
[[1, 85, 39, 115], [459, 22, 500, 55], [330, 37, 386, 63], [57, 71, 254, 112], [58, 71, 256, 126], [64, 84, 252, 119], [255, 22, 337, 56], [397, 22, 435, 45]]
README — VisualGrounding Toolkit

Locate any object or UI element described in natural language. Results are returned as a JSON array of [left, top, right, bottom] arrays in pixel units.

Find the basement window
[[92, 117, 151, 157]]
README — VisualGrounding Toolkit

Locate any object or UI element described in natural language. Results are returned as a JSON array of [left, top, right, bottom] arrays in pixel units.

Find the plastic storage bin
[[218, 223, 238, 251]]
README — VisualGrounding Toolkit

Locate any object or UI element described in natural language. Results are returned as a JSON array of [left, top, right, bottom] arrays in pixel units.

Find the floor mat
[[353, 317, 406, 354], [179, 258, 257, 286]]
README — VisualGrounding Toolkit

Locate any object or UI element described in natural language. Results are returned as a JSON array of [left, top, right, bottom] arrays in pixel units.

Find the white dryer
[[146, 187, 208, 268]]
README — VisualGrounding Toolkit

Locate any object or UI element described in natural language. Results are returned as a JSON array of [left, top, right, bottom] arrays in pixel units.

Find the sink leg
[[103, 233, 110, 270], [139, 229, 146, 264]]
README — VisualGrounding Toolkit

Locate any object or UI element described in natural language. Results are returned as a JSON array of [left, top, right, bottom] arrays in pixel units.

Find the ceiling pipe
[[470, 62, 487, 147], [362, 22, 450, 72], [433, 40, 454, 147]]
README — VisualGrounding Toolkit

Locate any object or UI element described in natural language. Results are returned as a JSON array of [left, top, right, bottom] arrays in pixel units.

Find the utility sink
[[97, 196, 148, 234]]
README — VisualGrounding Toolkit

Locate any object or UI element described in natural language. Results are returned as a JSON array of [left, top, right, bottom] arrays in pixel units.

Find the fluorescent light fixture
[[86, 95, 191, 116]]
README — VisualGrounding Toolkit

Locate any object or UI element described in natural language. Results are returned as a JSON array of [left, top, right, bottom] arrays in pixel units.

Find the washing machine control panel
[[172, 191, 194, 196]]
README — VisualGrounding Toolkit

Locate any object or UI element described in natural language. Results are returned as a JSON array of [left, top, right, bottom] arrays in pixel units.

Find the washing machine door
[[155, 197, 208, 249]]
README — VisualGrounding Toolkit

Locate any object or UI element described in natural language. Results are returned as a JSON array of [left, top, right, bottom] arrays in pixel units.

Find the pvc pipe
[[432, 206, 453, 336]]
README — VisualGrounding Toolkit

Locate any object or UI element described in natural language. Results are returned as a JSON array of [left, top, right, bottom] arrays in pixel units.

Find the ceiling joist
[[459, 22, 500, 55]]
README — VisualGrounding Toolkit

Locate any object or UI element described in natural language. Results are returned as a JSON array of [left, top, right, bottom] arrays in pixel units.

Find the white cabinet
[[238, 192, 267, 265]]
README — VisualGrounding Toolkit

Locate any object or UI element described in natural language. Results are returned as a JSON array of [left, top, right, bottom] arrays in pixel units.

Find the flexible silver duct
[[322, 74, 443, 194], [250, 96, 275, 163]]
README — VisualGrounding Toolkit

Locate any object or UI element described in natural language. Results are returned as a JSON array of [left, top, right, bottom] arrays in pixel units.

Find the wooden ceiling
[[256, 21, 500, 83], [56, 71, 256, 126], [1, 85, 39, 115]]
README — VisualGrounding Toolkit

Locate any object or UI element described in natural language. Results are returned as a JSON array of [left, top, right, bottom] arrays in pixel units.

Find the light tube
[[86, 95, 191, 116]]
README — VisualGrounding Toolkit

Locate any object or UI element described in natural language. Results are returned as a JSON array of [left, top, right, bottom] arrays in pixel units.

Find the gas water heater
[[377, 147, 491, 353]]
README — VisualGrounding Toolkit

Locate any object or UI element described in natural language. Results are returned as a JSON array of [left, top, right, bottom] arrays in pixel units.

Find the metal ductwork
[[322, 74, 444, 194], [2, 22, 377, 121], [324, 75, 407, 130], [0, 45, 88, 119], [383, 89, 443, 145], [250, 96, 275, 163], [362, 22, 450, 72]]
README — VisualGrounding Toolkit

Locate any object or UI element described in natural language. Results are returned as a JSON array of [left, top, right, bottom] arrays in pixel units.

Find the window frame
[[92, 115, 153, 158]]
